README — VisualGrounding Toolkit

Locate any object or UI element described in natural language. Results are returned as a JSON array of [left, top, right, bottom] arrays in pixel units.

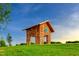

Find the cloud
[[17, 4, 42, 15], [53, 6, 79, 43], [59, 29, 79, 43], [32, 4, 42, 11]]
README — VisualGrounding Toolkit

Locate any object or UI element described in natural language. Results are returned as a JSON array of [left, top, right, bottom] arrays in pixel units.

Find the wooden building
[[24, 20, 54, 45]]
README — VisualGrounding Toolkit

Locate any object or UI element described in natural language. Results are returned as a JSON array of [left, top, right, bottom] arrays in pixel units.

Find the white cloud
[[52, 7, 79, 43]]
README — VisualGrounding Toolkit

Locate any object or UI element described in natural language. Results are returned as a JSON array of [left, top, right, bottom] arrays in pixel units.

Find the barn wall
[[26, 26, 40, 44], [39, 23, 51, 44]]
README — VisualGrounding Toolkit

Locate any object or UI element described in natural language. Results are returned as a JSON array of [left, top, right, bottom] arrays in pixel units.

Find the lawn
[[0, 44, 79, 56]]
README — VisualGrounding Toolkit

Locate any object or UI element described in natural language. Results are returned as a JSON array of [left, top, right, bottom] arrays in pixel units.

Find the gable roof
[[24, 20, 54, 32]]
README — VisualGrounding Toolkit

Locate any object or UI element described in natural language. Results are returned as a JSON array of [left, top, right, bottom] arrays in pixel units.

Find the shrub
[[31, 42, 35, 45], [16, 44, 20, 46], [74, 41, 79, 43], [44, 42, 62, 44], [66, 41, 72, 43], [20, 43, 26, 45], [44, 42, 47, 44], [51, 42, 61, 44], [66, 41, 79, 43], [18, 42, 35, 46], [0, 40, 6, 47]]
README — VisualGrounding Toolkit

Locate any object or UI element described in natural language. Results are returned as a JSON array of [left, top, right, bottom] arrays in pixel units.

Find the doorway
[[31, 36, 35, 44], [44, 35, 48, 44]]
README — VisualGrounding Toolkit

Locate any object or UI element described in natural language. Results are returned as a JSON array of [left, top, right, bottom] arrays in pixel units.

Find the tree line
[[16, 41, 79, 46]]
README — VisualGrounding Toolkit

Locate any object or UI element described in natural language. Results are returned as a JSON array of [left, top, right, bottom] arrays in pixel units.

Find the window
[[44, 27, 48, 32]]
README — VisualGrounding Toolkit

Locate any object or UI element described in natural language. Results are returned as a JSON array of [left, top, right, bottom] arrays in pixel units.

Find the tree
[[0, 4, 11, 47], [0, 39, 6, 47], [0, 3, 11, 31], [7, 33, 12, 46]]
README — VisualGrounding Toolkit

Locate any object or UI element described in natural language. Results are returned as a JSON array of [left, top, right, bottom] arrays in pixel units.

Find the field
[[0, 44, 79, 56]]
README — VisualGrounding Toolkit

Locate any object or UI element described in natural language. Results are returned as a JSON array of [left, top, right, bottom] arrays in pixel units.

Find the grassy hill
[[0, 44, 79, 56]]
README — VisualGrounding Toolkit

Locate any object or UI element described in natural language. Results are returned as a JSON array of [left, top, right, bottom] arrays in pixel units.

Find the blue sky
[[1, 3, 79, 45]]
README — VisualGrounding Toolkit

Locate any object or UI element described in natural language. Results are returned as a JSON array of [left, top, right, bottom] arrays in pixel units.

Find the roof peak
[[23, 20, 51, 30], [39, 20, 50, 24]]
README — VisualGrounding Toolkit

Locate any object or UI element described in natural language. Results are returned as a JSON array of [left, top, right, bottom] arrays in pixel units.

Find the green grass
[[0, 44, 79, 56]]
